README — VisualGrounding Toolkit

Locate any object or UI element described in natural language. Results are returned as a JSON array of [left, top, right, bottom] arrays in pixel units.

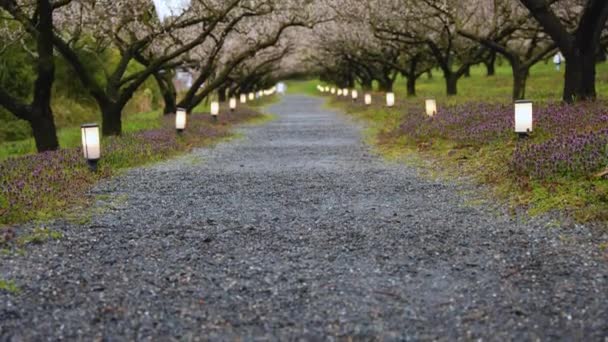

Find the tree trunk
[[512, 67, 529, 100], [596, 46, 607, 62], [101, 102, 122, 136], [377, 76, 393, 92], [162, 89, 177, 115], [445, 74, 458, 96], [463, 65, 471, 78], [154, 72, 177, 115], [31, 0, 59, 152], [563, 49, 597, 102], [406, 76, 416, 97], [485, 51, 496, 76], [218, 87, 227, 102], [361, 78, 373, 91], [29, 108, 59, 152]]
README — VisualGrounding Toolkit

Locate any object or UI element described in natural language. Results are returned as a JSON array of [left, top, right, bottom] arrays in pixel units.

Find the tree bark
[[361, 78, 373, 91], [30, 0, 58, 151], [563, 46, 597, 102], [485, 51, 496, 76], [154, 72, 177, 115], [512, 67, 529, 100], [218, 86, 227, 102], [377, 74, 394, 92], [30, 109, 59, 152], [445, 73, 458, 96], [406, 76, 416, 97], [100, 102, 122, 136]]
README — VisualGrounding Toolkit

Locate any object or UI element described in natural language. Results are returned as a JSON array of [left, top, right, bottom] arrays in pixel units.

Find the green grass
[[303, 62, 608, 103], [409, 62, 608, 103], [0, 109, 163, 161], [285, 80, 321, 96]]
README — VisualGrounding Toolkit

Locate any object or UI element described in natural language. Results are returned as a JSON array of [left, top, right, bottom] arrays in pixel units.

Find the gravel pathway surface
[[2, 95, 608, 340]]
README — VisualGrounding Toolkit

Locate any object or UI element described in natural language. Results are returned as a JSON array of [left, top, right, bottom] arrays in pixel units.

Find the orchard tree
[[175, 2, 317, 111], [370, 0, 487, 96], [519, 0, 608, 102], [227, 46, 292, 95], [0, 0, 60, 151], [457, 0, 556, 100]]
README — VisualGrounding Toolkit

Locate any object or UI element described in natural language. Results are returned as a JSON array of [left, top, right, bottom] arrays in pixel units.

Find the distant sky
[[152, 0, 190, 21]]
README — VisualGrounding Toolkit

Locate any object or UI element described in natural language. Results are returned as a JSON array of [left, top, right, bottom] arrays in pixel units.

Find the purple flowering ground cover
[[395, 101, 608, 179], [0, 108, 263, 225], [333, 95, 608, 222]]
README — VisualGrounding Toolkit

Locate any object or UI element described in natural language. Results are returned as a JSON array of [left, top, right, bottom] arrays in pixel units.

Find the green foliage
[[0, 35, 36, 142], [0, 38, 162, 145]]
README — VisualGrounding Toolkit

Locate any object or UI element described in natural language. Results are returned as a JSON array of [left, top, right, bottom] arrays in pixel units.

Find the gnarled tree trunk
[[100, 101, 123, 136], [154, 72, 177, 115], [444, 73, 458, 96]]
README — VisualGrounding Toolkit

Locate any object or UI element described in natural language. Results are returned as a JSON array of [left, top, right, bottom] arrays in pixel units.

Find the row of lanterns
[[177, 86, 276, 132], [81, 86, 278, 171], [318, 85, 534, 138]]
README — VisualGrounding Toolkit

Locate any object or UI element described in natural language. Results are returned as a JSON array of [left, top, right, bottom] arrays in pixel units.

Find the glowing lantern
[[175, 108, 187, 133], [351, 90, 358, 101], [364, 94, 372, 105], [330, 87, 336, 94], [514, 100, 533, 137], [249, 92, 255, 101], [337, 89, 343, 96], [229, 97, 237, 112], [425, 99, 437, 117], [386, 92, 395, 107], [211, 101, 219, 122], [81, 123, 101, 171], [240, 94, 247, 104]]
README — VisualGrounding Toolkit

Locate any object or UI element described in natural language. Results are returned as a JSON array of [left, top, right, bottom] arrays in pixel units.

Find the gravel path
[[2, 95, 608, 340]]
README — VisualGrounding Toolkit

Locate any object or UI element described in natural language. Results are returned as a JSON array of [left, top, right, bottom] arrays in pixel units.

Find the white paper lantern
[[81, 123, 100, 171], [211, 101, 220, 117], [240, 94, 247, 103], [386, 92, 395, 107], [249, 92, 255, 101], [514, 100, 533, 134], [343, 88, 349, 97], [229, 97, 237, 111], [81, 123, 100, 160], [330, 87, 336, 94], [337, 89, 343, 96], [425, 99, 437, 117], [351, 90, 358, 101], [364, 94, 372, 105], [175, 108, 187, 132]]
